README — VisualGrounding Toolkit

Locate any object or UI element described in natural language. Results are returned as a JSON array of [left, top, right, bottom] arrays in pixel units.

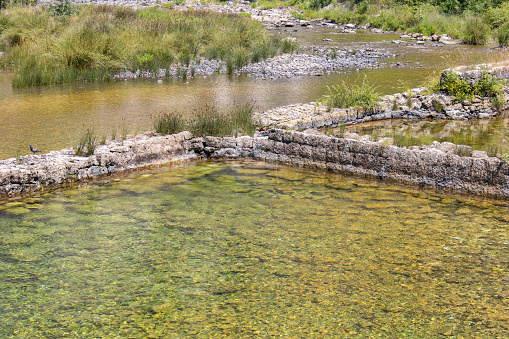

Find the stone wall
[[252, 129, 509, 198], [0, 132, 199, 198], [2, 128, 509, 200], [255, 87, 509, 131]]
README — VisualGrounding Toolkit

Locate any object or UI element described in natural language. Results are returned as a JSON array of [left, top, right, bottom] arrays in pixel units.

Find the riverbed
[[1, 160, 508, 338]]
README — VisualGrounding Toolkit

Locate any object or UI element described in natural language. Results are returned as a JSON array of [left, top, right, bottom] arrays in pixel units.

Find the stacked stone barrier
[[0, 132, 198, 198], [2, 129, 509, 199], [252, 129, 509, 198]]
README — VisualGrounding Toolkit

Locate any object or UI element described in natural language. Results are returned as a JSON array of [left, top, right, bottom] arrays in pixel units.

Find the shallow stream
[[1, 160, 508, 338], [0, 28, 501, 159]]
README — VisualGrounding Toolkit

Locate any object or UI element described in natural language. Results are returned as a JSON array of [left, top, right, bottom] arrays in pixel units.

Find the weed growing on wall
[[75, 128, 97, 156]]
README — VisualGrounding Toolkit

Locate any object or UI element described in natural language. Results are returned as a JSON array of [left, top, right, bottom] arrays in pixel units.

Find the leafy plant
[[49, 0, 76, 17], [436, 71, 505, 108]]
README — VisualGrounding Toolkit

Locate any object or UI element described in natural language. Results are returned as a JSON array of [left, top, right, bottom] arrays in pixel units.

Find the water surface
[[0, 28, 499, 159], [0, 160, 508, 338]]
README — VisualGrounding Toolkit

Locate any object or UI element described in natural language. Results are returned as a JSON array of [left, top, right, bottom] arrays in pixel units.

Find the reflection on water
[[0, 160, 508, 338], [345, 111, 509, 155], [0, 28, 496, 159]]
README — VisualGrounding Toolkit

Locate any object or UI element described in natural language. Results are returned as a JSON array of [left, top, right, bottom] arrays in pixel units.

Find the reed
[[191, 106, 232, 137], [0, 5, 294, 87], [231, 102, 256, 136], [152, 102, 256, 137], [75, 128, 97, 156], [153, 112, 187, 135]]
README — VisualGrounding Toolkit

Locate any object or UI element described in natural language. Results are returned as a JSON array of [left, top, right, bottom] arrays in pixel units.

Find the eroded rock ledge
[[2, 128, 509, 200], [254, 86, 509, 130]]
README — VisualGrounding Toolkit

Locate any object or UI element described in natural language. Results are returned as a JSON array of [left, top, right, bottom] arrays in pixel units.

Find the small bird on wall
[[29, 144, 41, 154]]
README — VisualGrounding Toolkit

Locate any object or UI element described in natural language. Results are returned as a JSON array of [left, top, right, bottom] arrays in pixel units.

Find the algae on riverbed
[[0, 160, 508, 338]]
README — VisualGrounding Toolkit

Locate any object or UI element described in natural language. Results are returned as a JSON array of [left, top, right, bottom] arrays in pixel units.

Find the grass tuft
[[153, 112, 187, 135], [75, 128, 97, 156], [153, 103, 256, 137], [321, 76, 379, 111]]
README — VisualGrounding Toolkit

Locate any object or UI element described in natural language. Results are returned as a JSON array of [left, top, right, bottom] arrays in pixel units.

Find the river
[[0, 27, 500, 159]]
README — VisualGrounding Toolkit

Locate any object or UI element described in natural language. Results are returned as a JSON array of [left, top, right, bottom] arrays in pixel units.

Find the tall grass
[[294, 1, 503, 44], [153, 112, 186, 135], [153, 103, 256, 137], [321, 77, 379, 111], [75, 128, 97, 156], [0, 5, 296, 87]]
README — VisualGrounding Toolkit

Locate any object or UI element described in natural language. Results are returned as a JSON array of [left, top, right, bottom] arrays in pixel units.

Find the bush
[[495, 22, 509, 47], [461, 16, 490, 45], [321, 77, 379, 111], [483, 2, 509, 29], [437, 71, 472, 101], [436, 71, 505, 109]]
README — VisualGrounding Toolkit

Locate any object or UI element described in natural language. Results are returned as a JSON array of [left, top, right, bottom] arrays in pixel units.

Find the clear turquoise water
[[0, 160, 508, 338]]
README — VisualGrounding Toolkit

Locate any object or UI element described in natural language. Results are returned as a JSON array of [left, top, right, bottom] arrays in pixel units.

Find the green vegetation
[[154, 112, 187, 136], [153, 103, 256, 137], [0, 5, 295, 87], [75, 128, 97, 156], [435, 71, 505, 108], [321, 77, 379, 111], [285, 0, 509, 44]]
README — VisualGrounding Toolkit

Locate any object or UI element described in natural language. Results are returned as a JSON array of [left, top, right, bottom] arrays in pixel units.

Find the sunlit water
[[0, 28, 498, 159], [0, 160, 508, 338], [344, 111, 509, 155]]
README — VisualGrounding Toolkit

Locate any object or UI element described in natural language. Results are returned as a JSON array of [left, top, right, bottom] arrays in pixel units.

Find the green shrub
[[49, 0, 76, 17], [436, 71, 505, 109], [321, 77, 379, 111], [495, 22, 509, 47], [461, 16, 490, 45], [436, 71, 472, 101], [483, 2, 509, 29]]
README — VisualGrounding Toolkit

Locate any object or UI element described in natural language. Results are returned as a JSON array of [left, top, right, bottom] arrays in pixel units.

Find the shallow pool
[[0, 160, 508, 338]]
